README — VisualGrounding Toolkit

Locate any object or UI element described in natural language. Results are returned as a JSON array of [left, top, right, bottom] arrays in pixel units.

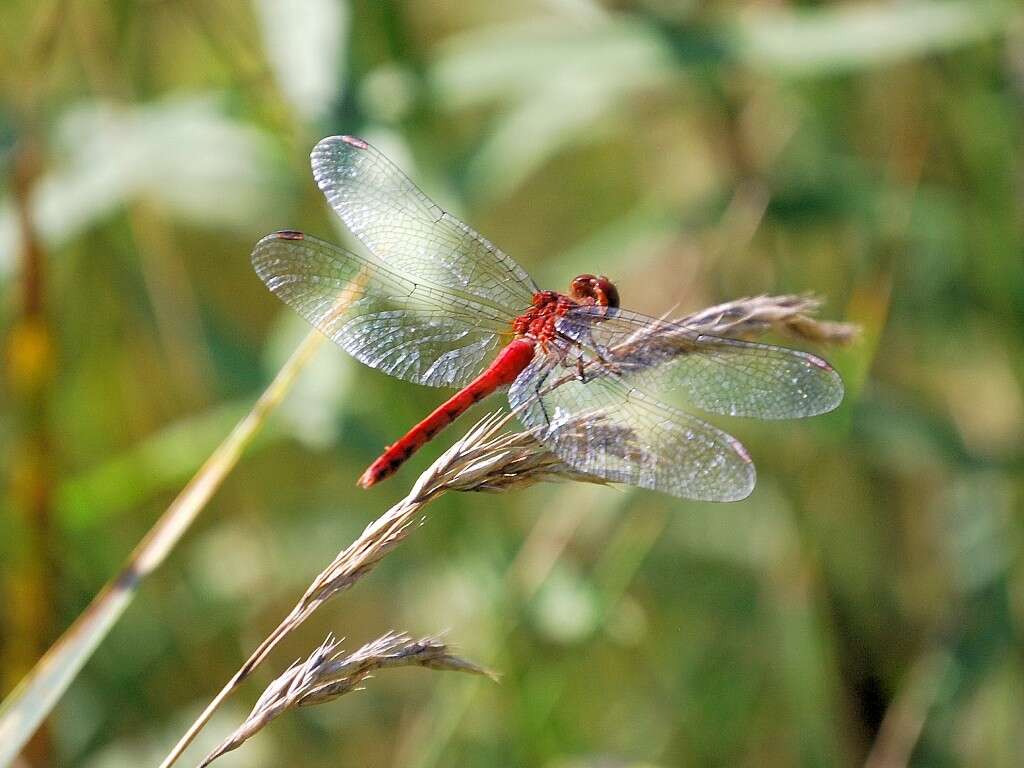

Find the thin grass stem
[[0, 330, 325, 766]]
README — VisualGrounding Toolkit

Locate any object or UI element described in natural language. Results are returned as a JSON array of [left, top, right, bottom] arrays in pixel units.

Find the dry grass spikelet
[[199, 632, 494, 766]]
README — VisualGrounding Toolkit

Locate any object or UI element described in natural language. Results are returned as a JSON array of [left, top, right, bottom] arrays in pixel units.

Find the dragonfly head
[[570, 274, 620, 309]]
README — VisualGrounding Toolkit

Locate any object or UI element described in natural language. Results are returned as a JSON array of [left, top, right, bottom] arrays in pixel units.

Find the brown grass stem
[[157, 409, 601, 767], [159, 292, 856, 766], [863, 644, 954, 768], [0, 329, 325, 767]]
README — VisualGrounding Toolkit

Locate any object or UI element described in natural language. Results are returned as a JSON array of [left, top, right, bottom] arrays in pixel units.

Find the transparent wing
[[252, 231, 516, 388], [555, 306, 844, 419], [508, 356, 756, 502], [310, 135, 539, 313]]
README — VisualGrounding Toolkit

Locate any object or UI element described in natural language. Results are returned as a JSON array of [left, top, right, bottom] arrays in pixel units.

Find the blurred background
[[1, 0, 1022, 766]]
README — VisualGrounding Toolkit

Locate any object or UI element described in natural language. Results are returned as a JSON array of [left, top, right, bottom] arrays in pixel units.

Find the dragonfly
[[252, 135, 844, 501]]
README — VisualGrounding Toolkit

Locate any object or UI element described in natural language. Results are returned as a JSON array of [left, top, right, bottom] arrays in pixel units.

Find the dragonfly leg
[[554, 328, 620, 381], [575, 357, 587, 383], [533, 366, 554, 426], [587, 337, 625, 378]]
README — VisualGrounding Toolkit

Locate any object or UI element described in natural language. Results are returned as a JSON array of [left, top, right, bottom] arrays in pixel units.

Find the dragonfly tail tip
[[357, 467, 377, 489]]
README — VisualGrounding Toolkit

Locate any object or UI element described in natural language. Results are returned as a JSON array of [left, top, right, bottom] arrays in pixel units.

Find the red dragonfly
[[252, 136, 843, 501]]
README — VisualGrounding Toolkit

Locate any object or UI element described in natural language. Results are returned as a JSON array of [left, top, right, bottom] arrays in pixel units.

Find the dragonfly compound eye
[[571, 274, 619, 308], [596, 276, 620, 309], [569, 274, 596, 299]]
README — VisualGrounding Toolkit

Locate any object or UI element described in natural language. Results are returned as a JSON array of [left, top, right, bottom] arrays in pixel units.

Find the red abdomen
[[358, 338, 535, 488]]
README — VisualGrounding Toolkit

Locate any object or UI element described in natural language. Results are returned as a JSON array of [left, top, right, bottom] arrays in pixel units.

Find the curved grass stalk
[[0, 329, 325, 768], [158, 409, 601, 767]]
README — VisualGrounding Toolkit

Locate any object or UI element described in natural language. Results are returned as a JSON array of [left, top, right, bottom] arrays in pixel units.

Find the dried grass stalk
[[161, 293, 856, 767], [677, 293, 858, 344], [0, 329, 328, 768], [158, 411, 589, 767], [199, 632, 493, 767]]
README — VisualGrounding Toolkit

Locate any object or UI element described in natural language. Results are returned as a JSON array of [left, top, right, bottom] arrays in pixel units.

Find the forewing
[[310, 136, 538, 313], [252, 231, 513, 388], [556, 306, 844, 419], [508, 356, 756, 502]]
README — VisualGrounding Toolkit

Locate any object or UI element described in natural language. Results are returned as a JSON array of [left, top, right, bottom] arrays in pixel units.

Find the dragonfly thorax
[[512, 276, 620, 348], [512, 290, 575, 347]]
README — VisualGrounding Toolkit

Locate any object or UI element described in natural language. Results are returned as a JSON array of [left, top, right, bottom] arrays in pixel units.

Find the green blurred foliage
[[1, 0, 1022, 766]]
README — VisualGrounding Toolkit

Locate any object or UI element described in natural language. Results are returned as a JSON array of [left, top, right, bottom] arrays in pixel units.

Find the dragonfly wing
[[252, 231, 511, 388], [508, 357, 756, 502], [311, 136, 539, 313], [555, 306, 844, 420]]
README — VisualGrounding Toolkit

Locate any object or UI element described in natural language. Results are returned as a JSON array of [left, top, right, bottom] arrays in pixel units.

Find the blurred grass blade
[[431, 19, 672, 109], [462, 83, 617, 203], [265, 314, 355, 449], [56, 316, 353, 530], [429, 3, 1013, 200], [0, 330, 324, 767], [431, 20, 674, 201], [734, 0, 1014, 75], [0, 95, 281, 279], [56, 401, 254, 530], [254, 0, 348, 121]]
